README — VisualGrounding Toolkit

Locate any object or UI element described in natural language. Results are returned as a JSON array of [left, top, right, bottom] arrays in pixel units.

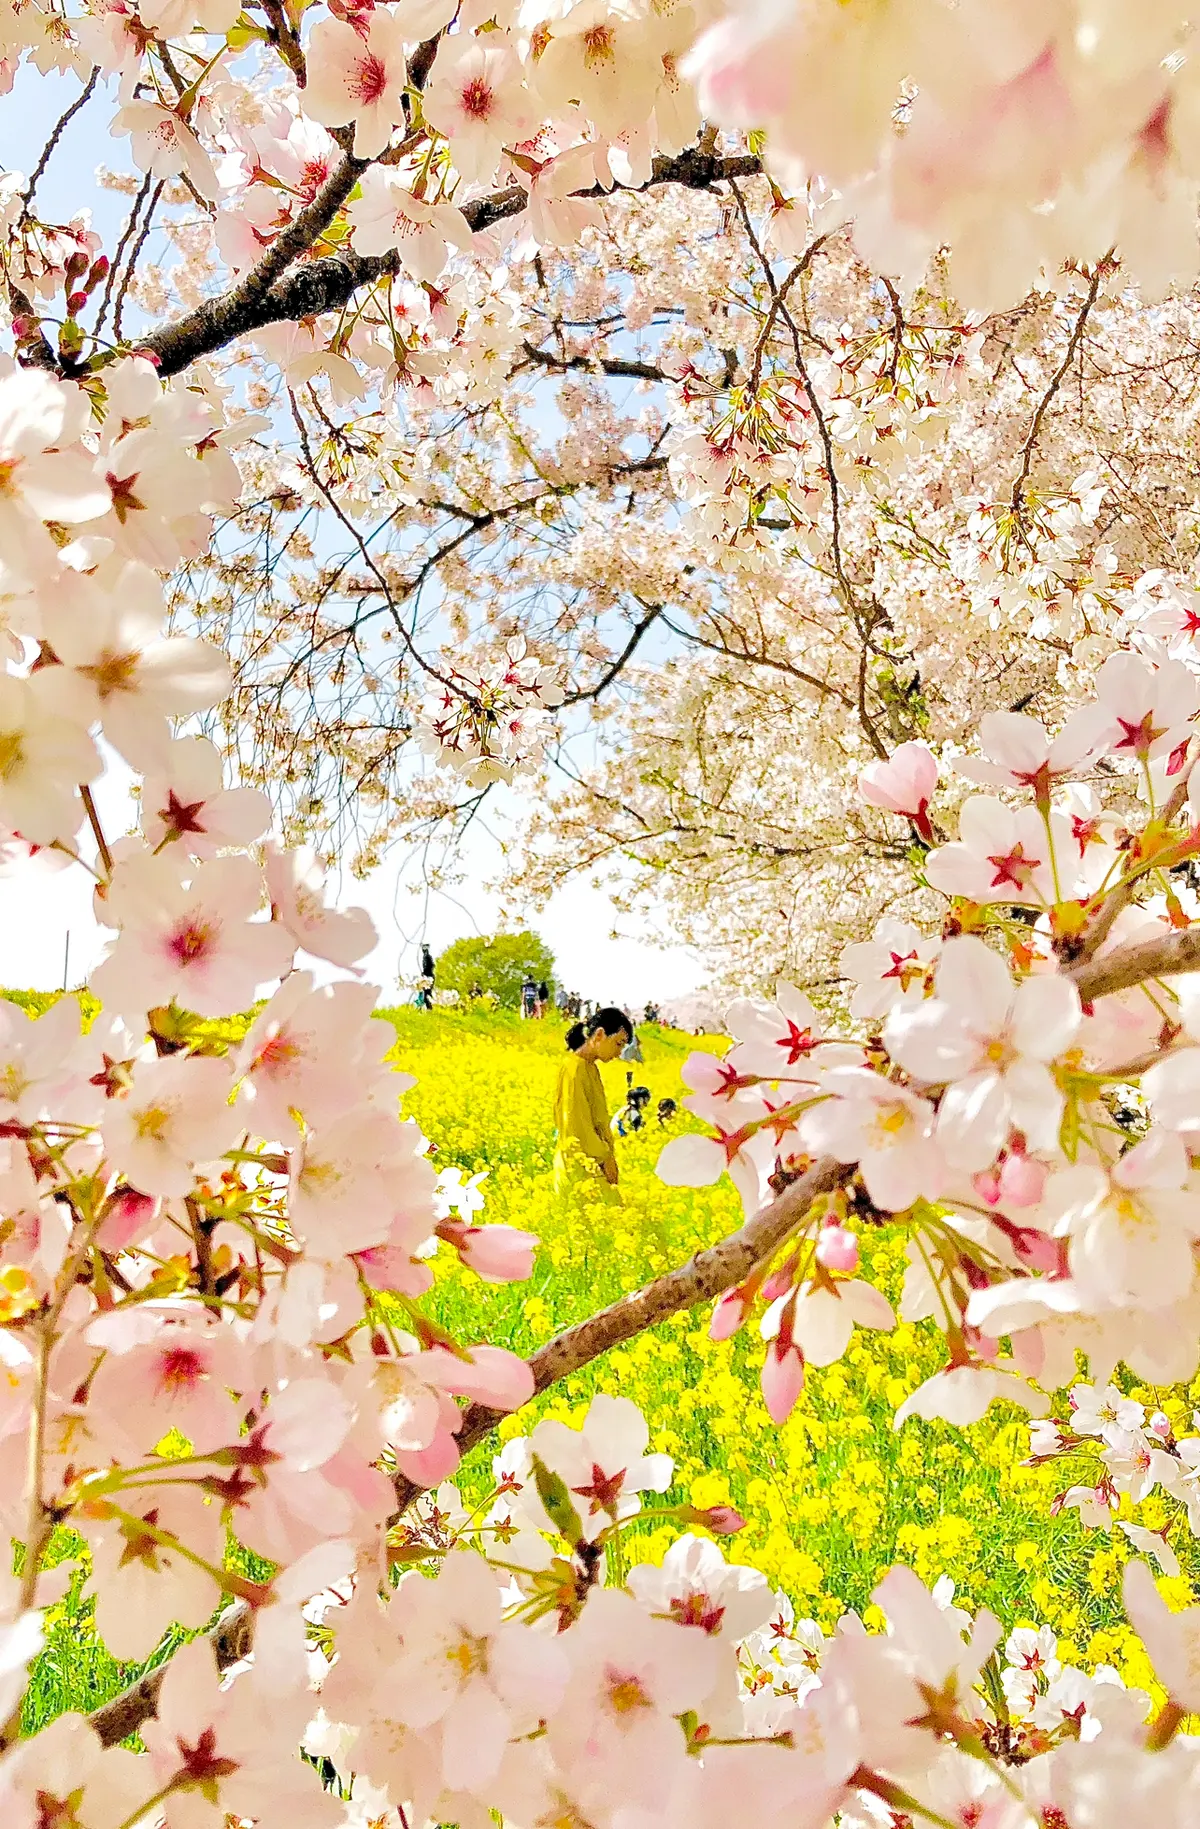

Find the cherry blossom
[[141, 737, 272, 856], [92, 853, 292, 1019], [800, 1067, 945, 1212], [0, 672, 101, 846], [100, 1051, 241, 1198], [303, 10, 425, 159], [858, 741, 939, 843], [424, 36, 534, 186], [265, 843, 377, 969], [884, 936, 1082, 1171]]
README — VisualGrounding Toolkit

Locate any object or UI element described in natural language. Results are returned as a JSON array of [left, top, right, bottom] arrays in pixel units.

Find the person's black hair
[[565, 1006, 634, 1051]]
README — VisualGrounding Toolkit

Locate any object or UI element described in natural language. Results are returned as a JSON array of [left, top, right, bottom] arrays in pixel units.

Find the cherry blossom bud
[[760, 1337, 804, 1424], [95, 1187, 161, 1252], [760, 1264, 794, 1302], [87, 256, 110, 287], [443, 1222, 538, 1283], [997, 1150, 1047, 1208], [709, 1285, 749, 1341], [66, 291, 88, 315], [815, 1225, 859, 1273], [858, 742, 939, 844], [682, 1503, 748, 1535]]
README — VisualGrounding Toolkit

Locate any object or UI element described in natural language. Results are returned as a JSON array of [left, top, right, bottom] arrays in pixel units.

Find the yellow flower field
[[388, 1004, 1196, 1684]]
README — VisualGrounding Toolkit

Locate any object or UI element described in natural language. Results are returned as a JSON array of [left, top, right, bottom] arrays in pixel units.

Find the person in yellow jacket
[[553, 1007, 633, 1202]]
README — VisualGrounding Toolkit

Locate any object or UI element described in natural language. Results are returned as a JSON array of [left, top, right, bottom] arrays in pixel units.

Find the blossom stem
[[114, 1780, 180, 1829]]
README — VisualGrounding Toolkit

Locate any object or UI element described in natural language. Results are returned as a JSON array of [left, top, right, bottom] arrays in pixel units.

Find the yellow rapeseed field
[[389, 1004, 1197, 1685]]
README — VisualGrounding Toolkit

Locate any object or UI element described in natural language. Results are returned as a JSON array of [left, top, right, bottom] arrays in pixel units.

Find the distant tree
[[435, 933, 556, 1011]]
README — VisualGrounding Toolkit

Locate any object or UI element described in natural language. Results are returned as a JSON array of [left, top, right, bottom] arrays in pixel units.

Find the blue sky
[[0, 64, 710, 1004]]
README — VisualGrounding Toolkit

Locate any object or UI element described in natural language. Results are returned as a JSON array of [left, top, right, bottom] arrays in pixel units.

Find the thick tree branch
[[392, 1152, 845, 1511], [1068, 925, 1200, 1003], [141, 148, 763, 378], [91, 1602, 253, 1747]]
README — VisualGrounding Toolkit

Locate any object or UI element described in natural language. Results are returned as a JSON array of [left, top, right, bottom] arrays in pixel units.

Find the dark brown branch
[[522, 340, 668, 384], [563, 599, 665, 704], [20, 68, 99, 224], [1010, 262, 1105, 522], [141, 148, 764, 378]]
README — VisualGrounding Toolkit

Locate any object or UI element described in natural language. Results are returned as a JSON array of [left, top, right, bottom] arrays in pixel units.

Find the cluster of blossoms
[[416, 638, 565, 787], [15, 4, 1200, 1824], [657, 639, 1200, 1438], [690, 0, 1200, 309], [1027, 1382, 1200, 1570], [5, 341, 1200, 1826]]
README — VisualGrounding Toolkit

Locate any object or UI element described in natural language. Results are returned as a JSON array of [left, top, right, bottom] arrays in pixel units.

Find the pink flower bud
[[760, 1265, 793, 1302], [815, 1225, 859, 1273], [685, 1504, 748, 1535], [96, 1187, 160, 1252], [709, 1286, 748, 1342], [455, 1224, 538, 1284], [858, 742, 939, 843], [760, 1338, 804, 1424], [998, 1151, 1047, 1208]]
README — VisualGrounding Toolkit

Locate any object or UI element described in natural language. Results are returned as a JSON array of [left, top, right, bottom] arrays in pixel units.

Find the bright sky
[[0, 68, 712, 1008], [0, 754, 708, 1005]]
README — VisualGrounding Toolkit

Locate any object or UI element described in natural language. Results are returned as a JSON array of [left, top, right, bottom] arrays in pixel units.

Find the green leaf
[[531, 1454, 584, 1550]]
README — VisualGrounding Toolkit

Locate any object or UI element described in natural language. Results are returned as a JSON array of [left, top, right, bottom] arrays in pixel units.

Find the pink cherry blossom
[[1093, 649, 1199, 769], [956, 707, 1115, 800], [92, 852, 292, 1019], [424, 36, 534, 187], [304, 10, 420, 160], [101, 1052, 240, 1199], [924, 797, 1070, 907], [141, 736, 271, 856], [858, 741, 939, 842], [547, 1587, 720, 1809], [387, 1550, 569, 1789], [839, 917, 938, 1022], [0, 368, 110, 582], [41, 565, 231, 770], [800, 1067, 945, 1212], [885, 936, 1081, 1170], [265, 842, 377, 968], [0, 672, 101, 846]]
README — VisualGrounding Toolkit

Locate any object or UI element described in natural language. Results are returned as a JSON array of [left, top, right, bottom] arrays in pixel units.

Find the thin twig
[[20, 68, 100, 225], [113, 180, 165, 344], [1010, 263, 1106, 525]]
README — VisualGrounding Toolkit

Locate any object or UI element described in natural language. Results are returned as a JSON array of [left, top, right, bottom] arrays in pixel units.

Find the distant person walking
[[520, 975, 537, 1019], [535, 979, 550, 1018], [415, 941, 435, 1010], [552, 1007, 633, 1203]]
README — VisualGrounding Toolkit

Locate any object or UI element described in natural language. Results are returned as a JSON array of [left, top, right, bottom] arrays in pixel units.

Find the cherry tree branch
[[1010, 262, 1105, 523], [1068, 924, 1200, 1002], [140, 148, 764, 378], [391, 1152, 846, 1511], [91, 1602, 253, 1748]]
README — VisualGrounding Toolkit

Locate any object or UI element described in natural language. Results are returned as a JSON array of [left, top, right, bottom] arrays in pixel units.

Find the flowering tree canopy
[[10, 4, 1200, 1828]]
